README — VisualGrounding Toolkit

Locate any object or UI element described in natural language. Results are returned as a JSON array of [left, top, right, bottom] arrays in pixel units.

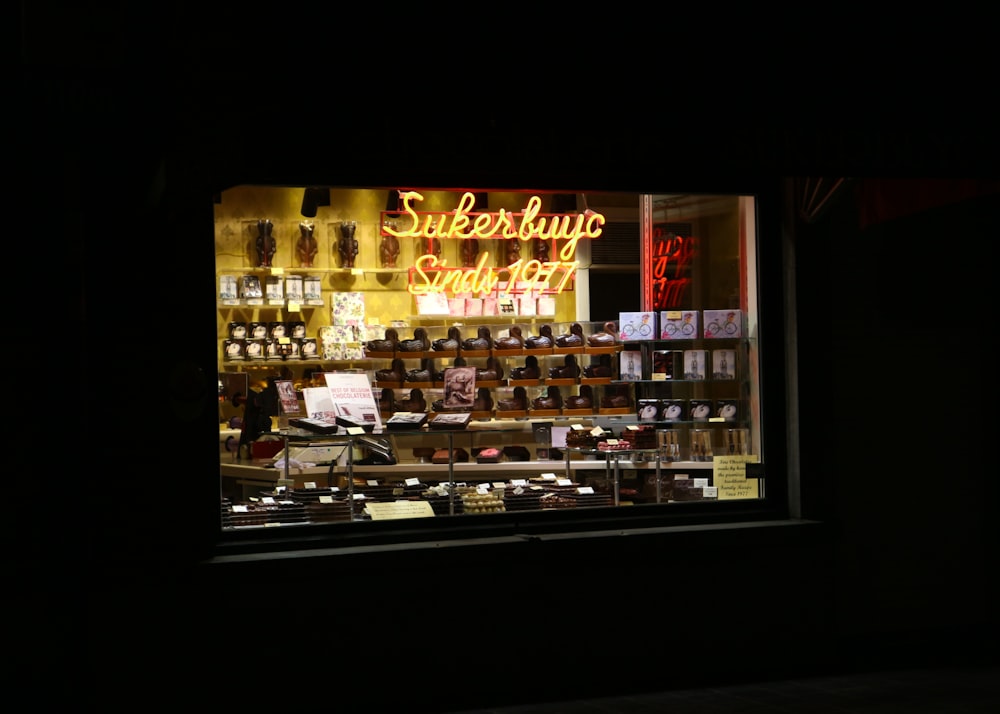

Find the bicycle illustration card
[[618, 311, 657, 341], [702, 309, 743, 338], [660, 310, 699, 339]]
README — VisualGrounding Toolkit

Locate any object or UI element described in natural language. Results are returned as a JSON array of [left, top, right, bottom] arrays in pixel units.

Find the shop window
[[214, 186, 778, 544]]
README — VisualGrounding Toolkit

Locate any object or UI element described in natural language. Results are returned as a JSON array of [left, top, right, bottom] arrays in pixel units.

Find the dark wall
[[795, 182, 999, 651], [38, 52, 997, 710]]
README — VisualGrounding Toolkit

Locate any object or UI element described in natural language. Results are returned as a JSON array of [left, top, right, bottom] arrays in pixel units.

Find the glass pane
[[215, 187, 763, 531]]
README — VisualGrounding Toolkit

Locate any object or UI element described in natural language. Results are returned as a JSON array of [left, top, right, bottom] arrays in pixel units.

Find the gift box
[[415, 292, 449, 315], [661, 399, 685, 422], [498, 297, 517, 316], [482, 296, 498, 316], [300, 337, 318, 359], [331, 291, 365, 326], [319, 325, 362, 360], [465, 298, 483, 316], [683, 350, 709, 380], [537, 295, 556, 316], [303, 275, 323, 303], [619, 351, 641, 381], [223, 339, 245, 361], [518, 295, 536, 316], [245, 339, 266, 360], [219, 274, 239, 301], [703, 309, 743, 338], [448, 298, 466, 316], [715, 399, 739, 422], [637, 399, 661, 421], [652, 350, 683, 380], [660, 310, 698, 339], [689, 398, 713, 422], [618, 311, 656, 341], [713, 349, 737, 379]]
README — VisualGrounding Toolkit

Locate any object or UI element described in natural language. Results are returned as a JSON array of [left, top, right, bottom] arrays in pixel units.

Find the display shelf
[[218, 419, 728, 520], [220, 358, 376, 368], [218, 267, 409, 276], [217, 301, 323, 310]]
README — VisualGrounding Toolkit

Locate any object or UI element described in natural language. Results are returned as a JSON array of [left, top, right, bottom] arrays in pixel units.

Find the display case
[[215, 187, 766, 533]]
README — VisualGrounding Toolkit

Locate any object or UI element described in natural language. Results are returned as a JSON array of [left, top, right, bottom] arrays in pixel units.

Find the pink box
[[465, 298, 483, 316], [415, 293, 449, 315], [537, 295, 556, 316], [703, 309, 743, 338]]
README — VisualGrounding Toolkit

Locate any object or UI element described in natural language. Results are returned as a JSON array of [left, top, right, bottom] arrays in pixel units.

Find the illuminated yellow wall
[[214, 185, 580, 382]]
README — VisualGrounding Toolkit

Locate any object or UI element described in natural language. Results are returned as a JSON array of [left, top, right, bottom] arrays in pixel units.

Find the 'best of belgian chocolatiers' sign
[[381, 191, 606, 297]]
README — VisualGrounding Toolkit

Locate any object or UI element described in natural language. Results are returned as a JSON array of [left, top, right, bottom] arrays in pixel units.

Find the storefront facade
[[79, 119, 998, 710]]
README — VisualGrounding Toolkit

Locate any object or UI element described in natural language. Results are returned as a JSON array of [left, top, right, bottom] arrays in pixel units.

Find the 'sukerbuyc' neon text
[[386, 191, 605, 297]]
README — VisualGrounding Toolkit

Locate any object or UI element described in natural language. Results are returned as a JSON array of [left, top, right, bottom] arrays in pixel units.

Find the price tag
[[704, 486, 718, 498], [576, 486, 595, 494], [304, 481, 317, 489], [366, 479, 379, 486], [287, 301, 301, 313], [318, 495, 333, 504], [540, 473, 557, 481], [606, 439, 620, 446], [693, 478, 709, 488], [261, 496, 275, 504], [476, 485, 489, 494], [626, 425, 639, 431], [346, 426, 365, 435], [352, 493, 367, 500], [511, 478, 528, 487], [270, 267, 284, 275], [405, 477, 420, 487], [589, 426, 605, 436], [232, 505, 248, 513], [351, 268, 364, 276], [571, 423, 587, 431], [491, 482, 506, 489], [556, 478, 573, 486]]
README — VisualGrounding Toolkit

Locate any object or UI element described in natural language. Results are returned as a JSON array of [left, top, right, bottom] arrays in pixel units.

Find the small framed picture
[[276, 380, 301, 415]]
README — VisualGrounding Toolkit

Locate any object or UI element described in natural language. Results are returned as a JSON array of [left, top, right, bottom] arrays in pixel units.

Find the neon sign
[[382, 191, 605, 297], [651, 229, 697, 310]]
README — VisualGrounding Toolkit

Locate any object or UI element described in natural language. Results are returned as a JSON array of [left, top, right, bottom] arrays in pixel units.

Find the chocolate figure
[[338, 221, 359, 268], [255, 219, 276, 268], [296, 221, 318, 267], [505, 238, 521, 265], [532, 237, 549, 262], [461, 238, 480, 267], [380, 222, 400, 268]]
